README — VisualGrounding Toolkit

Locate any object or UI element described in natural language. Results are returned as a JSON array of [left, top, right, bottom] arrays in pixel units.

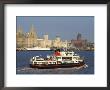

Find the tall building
[[16, 26, 25, 48], [71, 33, 87, 50], [25, 25, 37, 48], [77, 33, 82, 40]]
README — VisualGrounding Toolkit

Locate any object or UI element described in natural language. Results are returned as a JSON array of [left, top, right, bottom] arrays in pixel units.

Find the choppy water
[[16, 51, 94, 74]]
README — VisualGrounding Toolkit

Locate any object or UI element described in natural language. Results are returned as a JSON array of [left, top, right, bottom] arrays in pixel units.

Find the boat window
[[52, 62, 54, 64], [37, 62, 40, 64], [76, 61, 79, 62], [75, 61, 77, 62], [62, 57, 72, 60], [38, 62, 42, 64], [68, 53, 72, 55], [53, 62, 56, 64], [45, 62, 48, 64], [56, 57, 61, 59], [34, 62, 37, 64], [42, 62, 45, 64]]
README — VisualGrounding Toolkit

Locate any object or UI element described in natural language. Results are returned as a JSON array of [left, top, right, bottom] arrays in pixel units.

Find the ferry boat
[[29, 50, 85, 69]]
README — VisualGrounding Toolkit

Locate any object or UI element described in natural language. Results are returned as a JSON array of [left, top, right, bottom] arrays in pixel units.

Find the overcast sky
[[17, 16, 94, 42]]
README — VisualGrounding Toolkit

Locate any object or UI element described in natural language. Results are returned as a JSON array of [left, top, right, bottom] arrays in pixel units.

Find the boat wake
[[17, 67, 34, 71], [16, 64, 88, 74]]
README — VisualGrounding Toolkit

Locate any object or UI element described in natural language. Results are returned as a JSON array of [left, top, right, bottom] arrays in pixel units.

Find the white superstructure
[[55, 51, 84, 63], [30, 51, 84, 65]]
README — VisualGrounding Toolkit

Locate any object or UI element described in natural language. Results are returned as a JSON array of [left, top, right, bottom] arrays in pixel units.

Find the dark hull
[[30, 62, 85, 69]]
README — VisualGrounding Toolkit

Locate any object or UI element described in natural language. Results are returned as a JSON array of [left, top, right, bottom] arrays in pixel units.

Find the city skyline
[[17, 16, 94, 42]]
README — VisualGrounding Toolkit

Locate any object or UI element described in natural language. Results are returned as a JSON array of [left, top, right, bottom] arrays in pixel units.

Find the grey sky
[[17, 16, 94, 42]]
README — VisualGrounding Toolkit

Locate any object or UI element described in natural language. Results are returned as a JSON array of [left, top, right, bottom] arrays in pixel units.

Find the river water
[[16, 51, 94, 74]]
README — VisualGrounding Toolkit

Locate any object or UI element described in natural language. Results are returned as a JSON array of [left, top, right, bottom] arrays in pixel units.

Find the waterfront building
[[16, 25, 93, 50], [86, 42, 94, 50], [16, 26, 25, 48], [43, 34, 52, 48], [25, 25, 37, 48], [53, 36, 62, 48], [71, 33, 87, 50], [36, 39, 43, 48], [61, 40, 68, 48]]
